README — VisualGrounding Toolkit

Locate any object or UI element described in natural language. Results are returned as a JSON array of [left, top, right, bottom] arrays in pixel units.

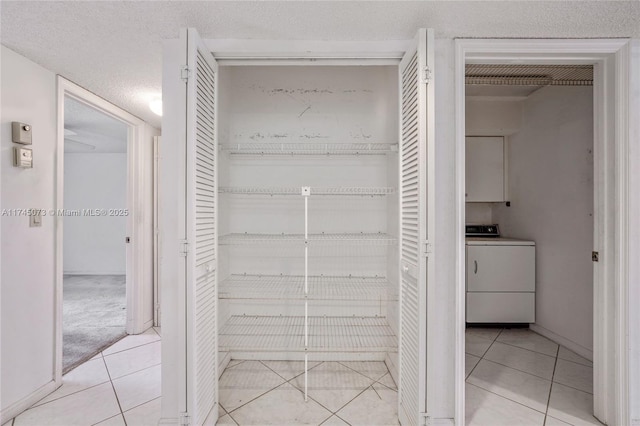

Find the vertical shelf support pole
[[302, 186, 310, 402]]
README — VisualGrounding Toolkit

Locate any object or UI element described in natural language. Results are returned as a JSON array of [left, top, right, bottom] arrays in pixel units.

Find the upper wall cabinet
[[465, 136, 505, 202]]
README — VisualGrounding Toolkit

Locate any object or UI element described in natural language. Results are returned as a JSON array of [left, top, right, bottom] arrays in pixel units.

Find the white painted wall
[[493, 86, 594, 353], [1, 46, 57, 416], [63, 153, 127, 275]]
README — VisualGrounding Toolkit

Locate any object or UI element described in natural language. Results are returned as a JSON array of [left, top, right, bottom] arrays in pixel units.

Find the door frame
[[55, 76, 147, 383], [453, 39, 636, 425]]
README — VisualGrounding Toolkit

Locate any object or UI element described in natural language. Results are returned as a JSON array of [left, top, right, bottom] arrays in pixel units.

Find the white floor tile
[[231, 382, 332, 425], [465, 383, 545, 426], [102, 328, 161, 356], [337, 383, 399, 426], [153, 327, 161, 337], [558, 347, 592, 367], [466, 333, 495, 357], [91, 353, 103, 361], [14, 382, 120, 426], [465, 354, 481, 379], [123, 397, 162, 426], [339, 361, 389, 381], [544, 415, 572, 425], [219, 361, 286, 412], [103, 340, 161, 379], [216, 414, 238, 425], [484, 342, 556, 379], [94, 414, 126, 425], [497, 329, 559, 357], [321, 416, 349, 425], [466, 328, 502, 342], [547, 383, 602, 425], [34, 358, 110, 406], [2, 421, 13, 426], [112, 364, 161, 411], [553, 359, 593, 394], [467, 360, 552, 413], [290, 362, 374, 412], [377, 373, 397, 390], [226, 360, 245, 369], [261, 360, 320, 381]]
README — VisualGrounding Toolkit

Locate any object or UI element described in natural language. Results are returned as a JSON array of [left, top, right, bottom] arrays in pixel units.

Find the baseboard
[[428, 417, 455, 425], [529, 323, 593, 361], [158, 417, 179, 425], [1, 380, 58, 424]]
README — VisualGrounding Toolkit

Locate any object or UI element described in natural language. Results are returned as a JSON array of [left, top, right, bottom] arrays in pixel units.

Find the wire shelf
[[219, 232, 397, 245], [219, 142, 398, 155], [219, 315, 397, 352], [219, 274, 390, 300], [219, 186, 396, 196]]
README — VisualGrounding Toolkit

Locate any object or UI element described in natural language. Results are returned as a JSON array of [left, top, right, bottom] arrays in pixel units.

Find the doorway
[[55, 77, 148, 381], [62, 96, 129, 372], [454, 39, 633, 426]]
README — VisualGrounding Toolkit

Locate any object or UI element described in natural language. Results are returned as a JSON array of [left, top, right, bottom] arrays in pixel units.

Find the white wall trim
[[55, 77, 149, 386], [529, 323, 593, 362], [0, 380, 57, 424], [454, 38, 633, 426]]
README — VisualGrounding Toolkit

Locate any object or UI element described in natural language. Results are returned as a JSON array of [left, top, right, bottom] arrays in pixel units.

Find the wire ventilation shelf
[[218, 232, 397, 245], [219, 186, 396, 196], [219, 142, 398, 156]]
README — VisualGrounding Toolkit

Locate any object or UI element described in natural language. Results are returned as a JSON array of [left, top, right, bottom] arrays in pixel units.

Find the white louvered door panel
[[398, 28, 434, 426], [184, 28, 219, 426]]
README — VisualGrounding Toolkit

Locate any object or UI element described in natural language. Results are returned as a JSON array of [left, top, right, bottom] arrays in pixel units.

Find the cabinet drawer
[[466, 245, 535, 292], [467, 292, 535, 323]]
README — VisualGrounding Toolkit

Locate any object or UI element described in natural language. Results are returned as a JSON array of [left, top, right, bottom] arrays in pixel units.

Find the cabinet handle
[[474, 260, 478, 274]]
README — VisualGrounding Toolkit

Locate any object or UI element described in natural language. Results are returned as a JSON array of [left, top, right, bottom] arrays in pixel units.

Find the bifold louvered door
[[184, 27, 219, 426], [398, 28, 435, 426]]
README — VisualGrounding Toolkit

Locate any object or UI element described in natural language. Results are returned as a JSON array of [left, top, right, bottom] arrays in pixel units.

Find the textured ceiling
[[65, 97, 127, 153], [2, 1, 639, 128]]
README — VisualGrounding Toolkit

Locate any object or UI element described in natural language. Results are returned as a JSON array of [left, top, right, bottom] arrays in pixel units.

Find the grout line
[[152, 327, 161, 338], [330, 384, 372, 417], [373, 374, 398, 392], [337, 361, 387, 383], [102, 338, 161, 358], [543, 346, 560, 426], [492, 340, 559, 359], [100, 355, 127, 426], [466, 382, 549, 415], [31, 379, 112, 408], [110, 362, 162, 382], [120, 396, 161, 416], [466, 328, 502, 378], [91, 413, 124, 426]]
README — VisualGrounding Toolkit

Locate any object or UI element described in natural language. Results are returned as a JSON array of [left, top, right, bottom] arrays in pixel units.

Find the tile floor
[[465, 327, 602, 426], [5, 327, 602, 426]]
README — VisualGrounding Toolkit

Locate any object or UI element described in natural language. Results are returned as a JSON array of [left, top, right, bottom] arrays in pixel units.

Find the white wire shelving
[[218, 315, 397, 352], [219, 186, 396, 196], [219, 274, 390, 301], [219, 142, 398, 156], [218, 232, 397, 245]]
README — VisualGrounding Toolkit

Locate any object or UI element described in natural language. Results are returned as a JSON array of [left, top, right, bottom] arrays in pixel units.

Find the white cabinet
[[465, 136, 505, 202], [466, 241, 535, 323]]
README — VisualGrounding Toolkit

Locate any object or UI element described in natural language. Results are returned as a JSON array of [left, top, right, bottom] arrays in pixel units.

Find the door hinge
[[179, 412, 190, 426], [179, 240, 189, 256], [592, 251, 599, 262], [423, 241, 433, 257], [420, 66, 432, 85], [181, 66, 191, 82], [421, 413, 430, 426]]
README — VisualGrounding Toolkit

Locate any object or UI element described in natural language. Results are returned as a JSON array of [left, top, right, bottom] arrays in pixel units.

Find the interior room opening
[[62, 96, 129, 373], [214, 64, 401, 424], [463, 64, 597, 425]]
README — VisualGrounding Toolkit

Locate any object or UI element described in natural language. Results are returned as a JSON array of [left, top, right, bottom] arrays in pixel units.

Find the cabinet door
[[467, 245, 535, 292], [465, 136, 505, 202]]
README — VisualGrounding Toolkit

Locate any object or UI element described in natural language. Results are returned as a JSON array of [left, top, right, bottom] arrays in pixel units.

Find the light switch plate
[[29, 210, 42, 227]]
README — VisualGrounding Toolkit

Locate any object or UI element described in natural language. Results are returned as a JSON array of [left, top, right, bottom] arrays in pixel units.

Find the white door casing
[[398, 28, 436, 426]]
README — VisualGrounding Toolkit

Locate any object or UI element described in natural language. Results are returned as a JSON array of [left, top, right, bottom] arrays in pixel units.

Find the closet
[[160, 28, 434, 426]]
